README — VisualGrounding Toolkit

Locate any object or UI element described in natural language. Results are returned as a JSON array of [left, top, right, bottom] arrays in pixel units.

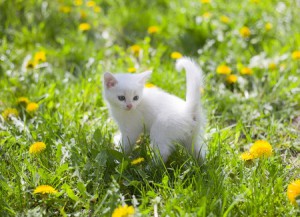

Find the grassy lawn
[[1, 0, 300, 216]]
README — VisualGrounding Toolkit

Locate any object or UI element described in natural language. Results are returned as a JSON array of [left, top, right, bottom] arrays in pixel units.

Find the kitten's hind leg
[[150, 139, 173, 163], [186, 134, 207, 161]]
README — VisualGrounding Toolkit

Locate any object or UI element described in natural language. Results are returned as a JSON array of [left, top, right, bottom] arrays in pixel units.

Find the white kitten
[[103, 57, 206, 162]]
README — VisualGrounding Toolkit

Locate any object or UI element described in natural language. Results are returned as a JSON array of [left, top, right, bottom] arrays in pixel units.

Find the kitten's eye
[[118, 96, 126, 101], [133, 96, 139, 101]]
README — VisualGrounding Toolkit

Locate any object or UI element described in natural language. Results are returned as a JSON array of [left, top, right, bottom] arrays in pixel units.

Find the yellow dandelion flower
[[112, 205, 135, 217], [131, 157, 145, 165], [26, 60, 37, 69], [127, 67, 136, 73], [26, 102, 39, 113], [33, 185, 57, 194], [74, 0, 82, 6], [220, 15, 230, 24], [17, 97, 30, 105], [265, 22, 273, 31], [94, 6, 101, 13], [86, 1, 96, 7], [130, 45, 141, 56], [287, 180, 300, 205], [34, 51, 46, 63], [200, 0, 211, 4], [29, 142, 46, 154], [240, 67, 253, 75], [268, 62, 276, 70], [226, 74, 238, 84], [240, 26, 251, 38], [240, 152, 253, 161], [249, 140, 272, 158], [216, 64, 231, 75], [59, 6, 71, 14], [2, 108, 19, 120], [292, 51, 300, 60], [79, 23, 91, 31], [147, 26, 159, 34], [240, 152, 254, 161], [202, 12, 212, 19], [145, 83, 156, 88], [171, 52, 183, 59]]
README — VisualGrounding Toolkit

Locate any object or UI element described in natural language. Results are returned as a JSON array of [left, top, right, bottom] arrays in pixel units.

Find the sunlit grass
[[0, 0, 300, 216]]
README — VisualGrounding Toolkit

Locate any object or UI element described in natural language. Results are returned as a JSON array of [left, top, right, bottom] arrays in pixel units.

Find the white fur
[[103, 57, 206, 162]]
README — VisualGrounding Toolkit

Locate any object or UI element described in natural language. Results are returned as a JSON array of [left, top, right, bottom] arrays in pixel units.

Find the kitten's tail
[[176, 57, 204, 114]]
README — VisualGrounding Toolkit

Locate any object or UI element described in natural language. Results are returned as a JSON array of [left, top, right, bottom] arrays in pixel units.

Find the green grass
[[1, 0, 300, 216]]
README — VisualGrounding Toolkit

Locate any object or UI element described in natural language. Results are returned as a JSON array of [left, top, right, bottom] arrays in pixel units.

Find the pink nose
[[126, 104, 132, 109]]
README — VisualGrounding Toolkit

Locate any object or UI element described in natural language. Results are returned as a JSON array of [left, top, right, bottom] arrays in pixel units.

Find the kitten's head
[[103, 71, 152, 111]]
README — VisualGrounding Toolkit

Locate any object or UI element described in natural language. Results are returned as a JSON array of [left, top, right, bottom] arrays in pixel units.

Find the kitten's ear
[[138, 70, 152, 84], [104, 72, 118, 89]]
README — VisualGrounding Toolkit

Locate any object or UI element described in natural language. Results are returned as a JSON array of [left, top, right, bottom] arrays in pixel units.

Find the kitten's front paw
[[113, 133, 122, 151]]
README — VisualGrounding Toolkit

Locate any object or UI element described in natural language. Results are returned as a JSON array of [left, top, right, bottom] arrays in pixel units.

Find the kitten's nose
[[126, 104, 132, 109]]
